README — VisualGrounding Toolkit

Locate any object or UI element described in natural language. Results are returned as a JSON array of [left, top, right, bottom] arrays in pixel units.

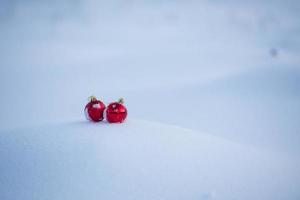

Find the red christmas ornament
[[106, 98, 128, 123], [84, 96, 106, 122]]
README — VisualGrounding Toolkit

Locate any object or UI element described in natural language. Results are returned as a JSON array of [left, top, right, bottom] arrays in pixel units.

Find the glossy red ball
[[106, 99, 127, 123], [84, 97, 106, 122]]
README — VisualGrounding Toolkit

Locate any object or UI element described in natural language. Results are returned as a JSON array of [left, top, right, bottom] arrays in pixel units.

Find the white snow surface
[[1, 0, 300, 199], [1, 119, 299, 200]]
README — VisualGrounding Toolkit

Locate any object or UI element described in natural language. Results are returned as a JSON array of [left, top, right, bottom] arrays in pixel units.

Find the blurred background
[[1, 0, 300, 153]]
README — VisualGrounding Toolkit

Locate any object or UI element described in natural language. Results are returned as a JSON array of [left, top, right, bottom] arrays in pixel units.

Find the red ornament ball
[[84, 96, 106, 122], [106, 98, 127, 123]]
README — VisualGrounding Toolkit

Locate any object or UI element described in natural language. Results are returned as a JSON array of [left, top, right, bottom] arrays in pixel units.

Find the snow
[[1, 119, 299, 200], [1, 0, 300, 199]]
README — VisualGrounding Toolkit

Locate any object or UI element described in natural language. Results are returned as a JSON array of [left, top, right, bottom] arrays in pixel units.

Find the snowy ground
[[1, 120, 300, 200], [1, 0, 300, 199]]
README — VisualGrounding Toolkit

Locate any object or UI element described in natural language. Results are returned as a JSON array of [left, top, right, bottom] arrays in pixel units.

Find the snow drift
[[1, 120, 299, 200]]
